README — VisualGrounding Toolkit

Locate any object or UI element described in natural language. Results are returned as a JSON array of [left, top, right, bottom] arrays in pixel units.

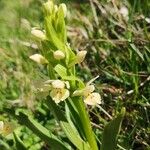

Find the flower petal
[[86, 76, 99, 86], [60, 89, 70, 101], [51, 80, 65, 89], [83, 85, 95, 96], [84, 92, 101, 106]]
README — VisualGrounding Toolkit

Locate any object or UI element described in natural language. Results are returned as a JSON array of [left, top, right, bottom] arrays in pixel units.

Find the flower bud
[[76, 51, 87, 63], [60, 3, 67, 17], [31, 29, 46, 40], [53, 50, 65, 60], [43, 1, 54, 16], [54, 5, 58, 13], [29, 54, 48, 64]]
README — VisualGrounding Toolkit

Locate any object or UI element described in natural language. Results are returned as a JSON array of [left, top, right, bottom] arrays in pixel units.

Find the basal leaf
[[16, 112, 69, 150], [101, 108, 126, 150]]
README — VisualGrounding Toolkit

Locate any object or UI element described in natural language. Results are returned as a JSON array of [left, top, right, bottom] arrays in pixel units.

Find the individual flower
[[29, 54, 48, 64], [53, 50, 65, 60], [0, 121, 15, 136], [31, 28, 46, 40], [76, 51, 87, 64], [73, 76, 101, 106], [50, 80, 70, 103]]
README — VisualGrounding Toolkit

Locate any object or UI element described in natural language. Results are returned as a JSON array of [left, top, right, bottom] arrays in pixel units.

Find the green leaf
[[101, 108, 126, 150], [16, 112, 69, 150], [13, 132, 27, 150], [54, 64, 67, 78], [46, 97, 90, 150]]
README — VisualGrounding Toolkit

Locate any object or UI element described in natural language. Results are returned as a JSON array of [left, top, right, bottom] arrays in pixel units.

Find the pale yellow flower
[[73, 76, 101, 106], [0, 121, 15, 136], [84, 93, 101, 106], [50, 80, 70, 103]]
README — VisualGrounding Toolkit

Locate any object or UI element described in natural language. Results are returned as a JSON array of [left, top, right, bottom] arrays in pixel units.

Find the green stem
[[72, 97, 98, 150]]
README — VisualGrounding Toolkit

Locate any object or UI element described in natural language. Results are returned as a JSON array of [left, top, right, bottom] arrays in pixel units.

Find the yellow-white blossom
[[0, 121, 15, 136], [73, 76, 101, 106], [76, 51, 87, 64], [50, 80, 70, 103], [84, 93, 101, 106], [29, 54, 48, 64], [31, 29, 46, 40], [53, 50, 65, 60]]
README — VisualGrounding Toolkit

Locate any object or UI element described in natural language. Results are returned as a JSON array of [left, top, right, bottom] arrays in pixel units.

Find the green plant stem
[[72, 97, 98, 150]]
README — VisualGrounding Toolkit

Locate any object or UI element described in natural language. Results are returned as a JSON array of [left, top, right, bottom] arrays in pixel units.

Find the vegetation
[[0, 0, 150, 149]]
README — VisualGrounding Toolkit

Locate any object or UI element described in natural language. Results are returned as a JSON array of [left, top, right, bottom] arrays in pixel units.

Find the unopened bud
[[76, 51, 87, 63], [31, 29, 46, 40], [30, 54, 48, 64], [60, 3, 67, 17], [43, 1, 54, 16], [53, 50, 65, 60]]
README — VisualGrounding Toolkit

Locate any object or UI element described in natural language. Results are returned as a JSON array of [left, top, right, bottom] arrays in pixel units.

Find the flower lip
[[50, 88, 69, 103], [84, 92, 101, 106]]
